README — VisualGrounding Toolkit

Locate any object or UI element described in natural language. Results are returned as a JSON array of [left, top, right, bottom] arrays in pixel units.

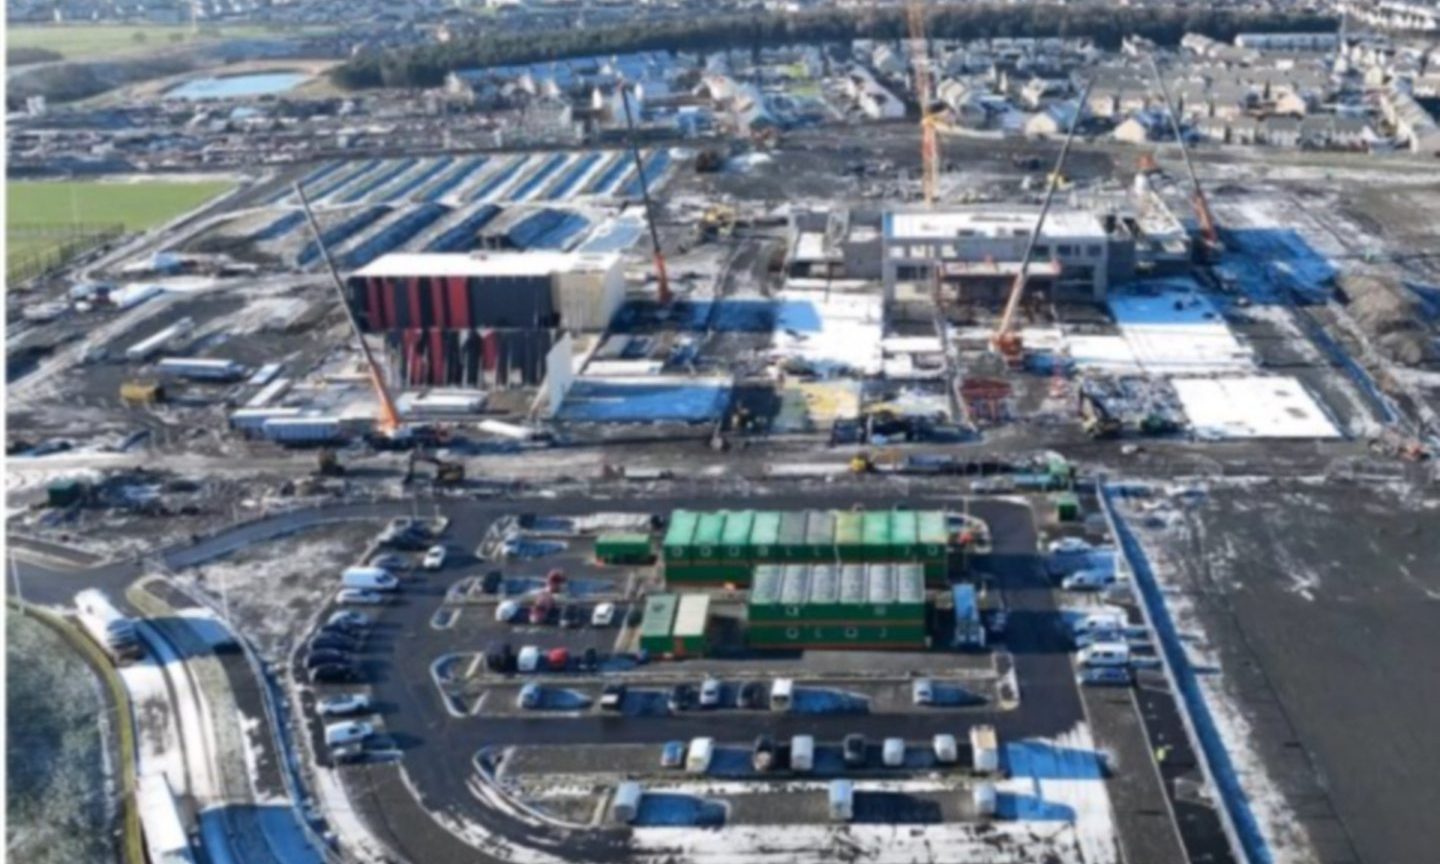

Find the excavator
[[991, 79, 1093, 365], [405, 449, 466, 486]]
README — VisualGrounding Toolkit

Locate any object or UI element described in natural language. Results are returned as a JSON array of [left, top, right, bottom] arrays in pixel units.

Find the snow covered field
[[1173, 377, 1341, 440]]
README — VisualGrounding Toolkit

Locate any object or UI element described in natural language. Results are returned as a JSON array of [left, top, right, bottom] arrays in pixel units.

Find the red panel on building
[[447, 277, 471, 330], [431, 280, 448, 329], [407, 278, 422, 330], [481, 329, 499, 372]]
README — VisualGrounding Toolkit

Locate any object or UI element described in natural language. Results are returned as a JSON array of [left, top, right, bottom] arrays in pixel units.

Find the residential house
[[1273, 89, 1311, 116], [1262, 116, 1301, 147], [1229, 116, 1261, 145], [1195, 116, 1231, 143], [1299, 115, 1335, 147], [1332, 116, 1373, 149], [1025, 100, 1080, 139], [1113, 114, 1162, 145]]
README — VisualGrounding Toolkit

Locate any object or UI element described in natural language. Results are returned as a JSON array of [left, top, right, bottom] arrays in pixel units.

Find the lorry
[[156, 357, 247, 382], [74, 589, 142, 662], [341, 567, 399, 592], [261, 416, 347, 445]]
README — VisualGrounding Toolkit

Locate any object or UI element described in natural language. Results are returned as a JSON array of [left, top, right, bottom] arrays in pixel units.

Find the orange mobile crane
[[907, 0, 939, 206], [620, 83, 671, 305], [1145, 54, 1221, 255], [296, 181, 405, 438], [992, 79, 1093, 363]]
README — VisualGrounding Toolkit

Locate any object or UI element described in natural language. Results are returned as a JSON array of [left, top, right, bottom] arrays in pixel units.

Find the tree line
[[331, 3, 1338, 90]]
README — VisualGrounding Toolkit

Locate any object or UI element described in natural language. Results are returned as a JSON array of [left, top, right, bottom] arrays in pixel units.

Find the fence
[[7, 221, 125, 285]]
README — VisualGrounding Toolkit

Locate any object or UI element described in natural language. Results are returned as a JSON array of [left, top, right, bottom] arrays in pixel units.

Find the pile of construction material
[[1341, 273, 1437, 367]]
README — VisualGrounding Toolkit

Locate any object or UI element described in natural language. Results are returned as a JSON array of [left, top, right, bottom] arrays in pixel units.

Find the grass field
[[7, 24, 297, 61], [7, 179, 232, 282]]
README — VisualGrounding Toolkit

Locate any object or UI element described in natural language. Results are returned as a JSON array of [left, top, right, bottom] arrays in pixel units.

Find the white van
[[1072, 611, 1126, 638], [324, 720, 373, 748], [686, 737, 714, 774], [882, 737, 905, 767], [610, 782, 642, 824], [517, 646, 541, 673], [342, 567, 399, 592], [1078, 642, 1131, 668], [828, 780, 854, 822], [769, 678, 794, 712], [933, 734, 958, 764], [790, 735, 815, 772]]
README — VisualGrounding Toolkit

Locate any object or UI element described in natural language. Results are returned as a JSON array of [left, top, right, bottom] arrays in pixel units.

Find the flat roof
[[353, 250, 619, 279], [886, 208, 1107, 241]]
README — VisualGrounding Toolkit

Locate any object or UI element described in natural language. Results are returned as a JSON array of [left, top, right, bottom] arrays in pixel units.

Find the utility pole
[[10, 551, 24, 615]]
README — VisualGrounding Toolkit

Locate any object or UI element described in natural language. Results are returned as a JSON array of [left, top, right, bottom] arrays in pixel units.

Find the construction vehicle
[[405, 449, 465, 486], [1369, 428, 1430, 462], [1078, 391, 1122, 440], [316, 448, 346, 476], [120, 380, 164, 406], [992, 79, 1093, 365], [700, 205, 737, 240], [850, 451, 875, 473], [297, 182, 408, 442], [1144, 55, 1221, 257]]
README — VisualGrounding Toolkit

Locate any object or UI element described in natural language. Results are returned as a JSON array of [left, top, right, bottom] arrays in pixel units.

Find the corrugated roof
[[353, 250, 617, 278], [780, 565, 810, 604], [721, 510, 755, 547], [751, 511, 782, 547], [839, 564, 866, 603], [752, 564, 783, 603], [673, 594, 711, 636], [806, 510, 835, 546], [693, 512, 726, 546], [835, 511, 863, 545], [897, 564, 924, 602], [640, 594, 677, 637], [779, 511, 807, 545], [809, 564, 839, 604], [663, 510, 698, 549]]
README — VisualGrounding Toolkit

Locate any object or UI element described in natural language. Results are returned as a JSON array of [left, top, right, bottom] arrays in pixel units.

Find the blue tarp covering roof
[[424, 204, 502, 253], [251, 211, 305, 242], [587, 153, 634, 196], [336, 158, 419, 204], [557, 379, 731, 423], [268, 160, 343, 204], [308, 159, 381, 201], [506, 209, 590, 250], [468, 155, 530, 202], [383, 156, 454, 202], [297, 205, 390, 267], [339, 204, 449, 270], [622, 149, 671, 198], [546, 152, 604, 200], [510, 153, 569, 201], [578, 219, 643, 253], [421, 156, 488, 202]]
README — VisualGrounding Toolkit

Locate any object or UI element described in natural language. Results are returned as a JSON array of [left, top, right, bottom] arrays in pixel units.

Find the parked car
[[738, 681, 765, 709], [484, 642, 514, 674], [324, 720, 373, 748], [518, 683, 542, 709], [318, 693, 371, 717], [1079, 666, 1133, 687], [560, 604, 585, 629], [625, 605, 644, 627], [1048, 537, 1093, 556], [933, 734, 958, 764], [1062, 568, 1116, 591], [752, 735, 776, 772], [337, 589, 388, 606], [482, 570, 504, 594], [668, 684, 695, 713], [882, 737, 905, 767], [310, 663, 361, 684], [699, 677, 722, 708], [496, 600, 522, 623], [325, 610, 370, 633], [370, 553, 409, 570], [600, 683, 626, 711], [842, 734, 867, 767], [422, 545, 447, 571], [546, 647, 569, 670], [660, 741, 686, 768], [911, 678, 934, 706], [529, 596, 555, 625], [591, 602, 616, 627], [582, 647, 599, 671]]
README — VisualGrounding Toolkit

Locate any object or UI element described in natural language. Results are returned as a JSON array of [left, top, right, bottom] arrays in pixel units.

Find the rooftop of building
[[884, 207, 1108, 241], [353, 250, 619, 278]]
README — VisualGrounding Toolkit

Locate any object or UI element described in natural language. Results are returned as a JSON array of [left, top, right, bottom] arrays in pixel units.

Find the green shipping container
[[638, 594, 678, 653], [1056, 493, 1081, 522], [746, 622, 928, 650], [666, 563, 753, 585], [890, 510, 919, 559], [778, 511, 808, 560], [692, 512, 727, 562], [663, 511, 699, 562], [834, 511, 864, 562], [46, 479, 86, 508], [671, 594, 711, 656], [862, 511, 892, 560], [596, 533, 653, 563], [805, 511, 836, 561], [750, 511, 782, 560], [918, 511, 948, 558], [721, 510, 755, 561]]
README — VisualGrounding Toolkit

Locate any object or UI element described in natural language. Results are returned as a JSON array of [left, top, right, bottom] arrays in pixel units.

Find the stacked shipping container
[[747, 563, 928, 649], [636, 592, 710, 656], [662, 509, 951, 586]]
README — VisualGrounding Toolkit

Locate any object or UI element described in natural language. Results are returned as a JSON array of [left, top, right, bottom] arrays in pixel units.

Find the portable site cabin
[[952, 583, 986, 648], [791, 735, 815, 772], [638, 593, 679, 654], [970, 725, 1000, 774], [747, 563, 928, 650], [596, 533, 653, 564]]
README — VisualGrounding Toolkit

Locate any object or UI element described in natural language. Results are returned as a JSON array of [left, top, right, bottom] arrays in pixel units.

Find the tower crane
[[907, 0, 939, 206], [296, 182, 404, 437], [1145, 54, 1220, 255], [992, 79, 1093, 364]]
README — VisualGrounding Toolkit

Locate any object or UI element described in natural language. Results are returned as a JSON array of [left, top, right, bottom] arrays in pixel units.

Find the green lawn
[[7, 24, 299, 61], [7, 179, 232, 282]]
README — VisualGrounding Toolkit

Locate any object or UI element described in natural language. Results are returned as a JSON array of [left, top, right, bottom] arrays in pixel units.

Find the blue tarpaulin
[[557, 379, 730, 423], [421, 157, 489, 202]]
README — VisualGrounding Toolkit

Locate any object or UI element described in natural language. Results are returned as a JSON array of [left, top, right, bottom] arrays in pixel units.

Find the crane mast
[[620, 83, 671, 305], [907, 0, 939, 206], [992, 78, 1093, 362], [296, 182, 404, 436], [1145, 54, 1220, 251]]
